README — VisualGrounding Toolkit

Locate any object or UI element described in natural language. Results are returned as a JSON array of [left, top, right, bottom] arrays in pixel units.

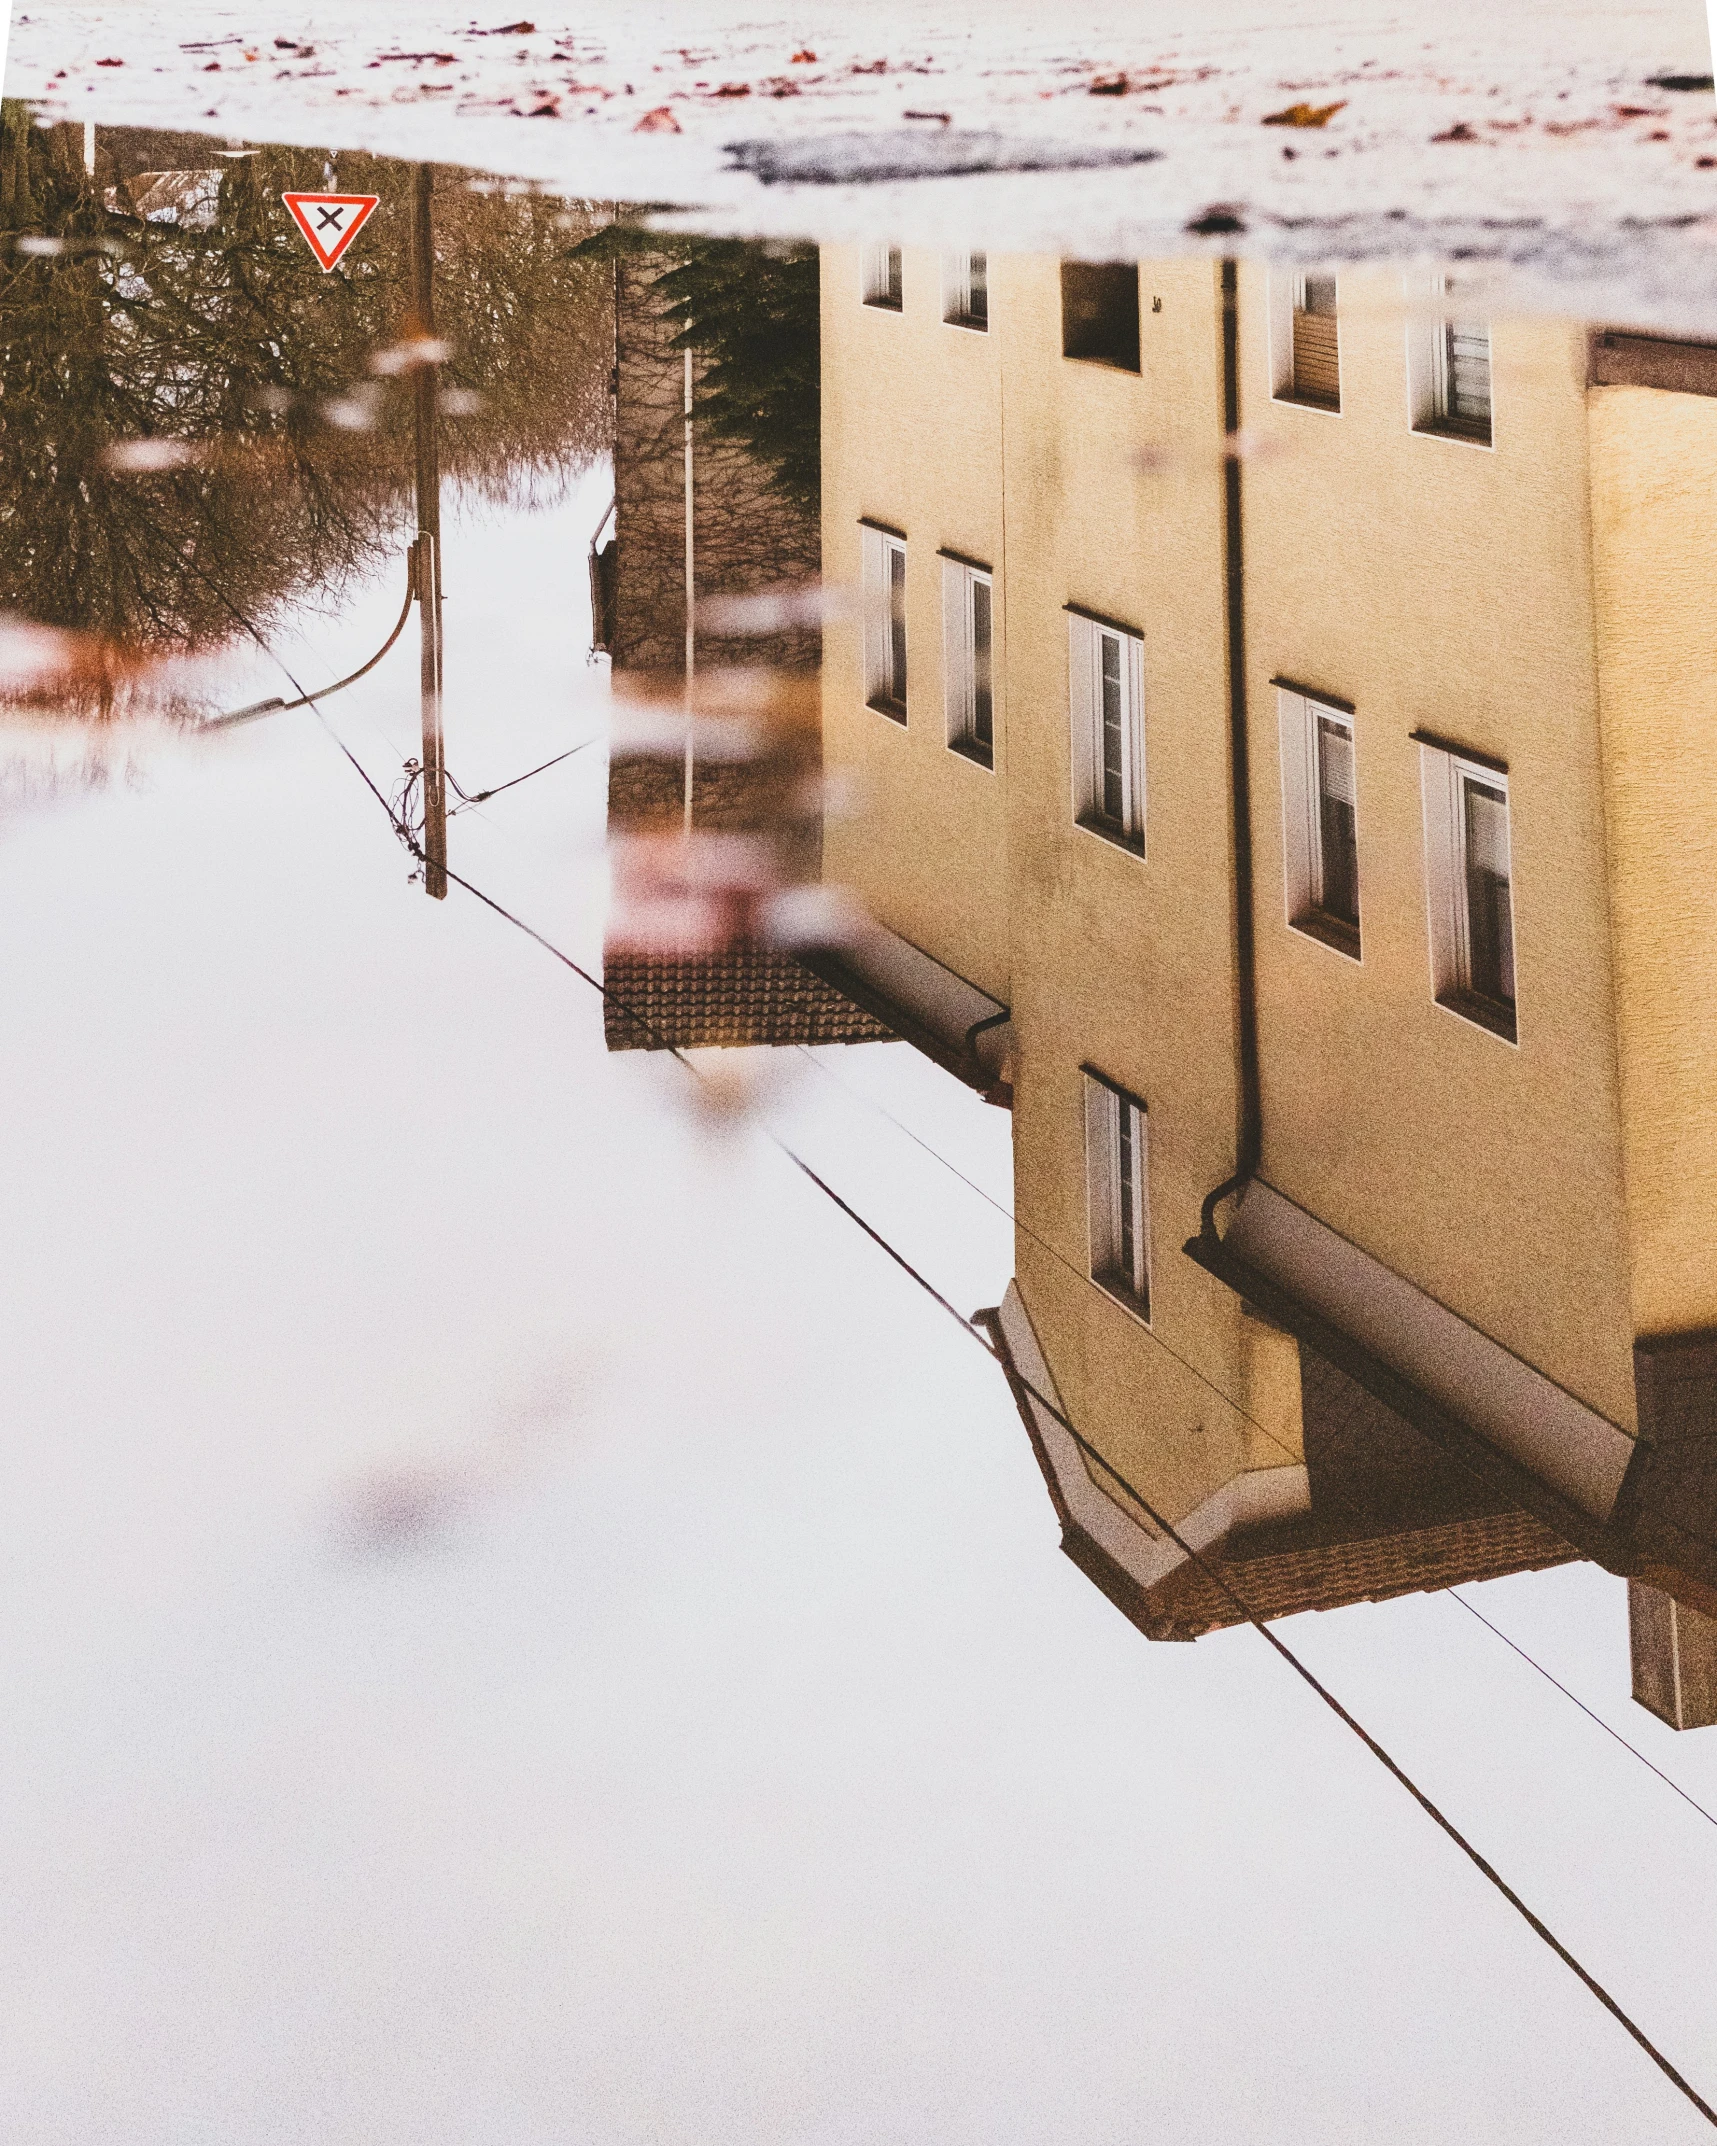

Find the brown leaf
[[1089, 73, 1129, 96], [713, 82, 751, 97], [1431, 120, 1480, 142], [791, 48, 817, 63], [1262, 100, 1346, 128], [634, 105, 681, 132]]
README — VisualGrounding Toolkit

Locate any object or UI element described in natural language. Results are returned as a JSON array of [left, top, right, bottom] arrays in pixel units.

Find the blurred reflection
[[611, 239, 1717, 1727], [0, 110, 609, 714]]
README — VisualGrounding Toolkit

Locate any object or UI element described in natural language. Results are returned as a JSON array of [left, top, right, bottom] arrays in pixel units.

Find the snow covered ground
[[8, 1, 1717, 324]]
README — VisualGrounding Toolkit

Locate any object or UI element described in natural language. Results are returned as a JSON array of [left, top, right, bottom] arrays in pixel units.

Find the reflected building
[[815, 247, 1717, 1713]]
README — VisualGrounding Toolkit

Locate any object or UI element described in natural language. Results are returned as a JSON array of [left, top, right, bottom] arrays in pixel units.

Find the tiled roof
[[603, 947, 894, 1052], [1123, 1507, 1576, 1641]]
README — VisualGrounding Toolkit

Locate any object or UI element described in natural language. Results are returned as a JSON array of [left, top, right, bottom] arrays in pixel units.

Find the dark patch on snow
[[723, 130, 1164, 185]]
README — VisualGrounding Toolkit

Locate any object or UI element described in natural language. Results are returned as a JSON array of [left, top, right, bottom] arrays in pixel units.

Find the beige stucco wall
[[818, 244, 1011, 1001], [997, 255, 1292, 1500], [1589, 383, 1717, 1343], [821, 246, 1716, 1509], [1241, 263, 1638, 1432]]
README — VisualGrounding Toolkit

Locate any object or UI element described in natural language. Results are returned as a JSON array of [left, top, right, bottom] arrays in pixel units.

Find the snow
[[8, 1, 1717, 325]]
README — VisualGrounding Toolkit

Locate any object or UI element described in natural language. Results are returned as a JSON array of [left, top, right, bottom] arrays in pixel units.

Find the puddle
[[8, 102, 1717, 2145]]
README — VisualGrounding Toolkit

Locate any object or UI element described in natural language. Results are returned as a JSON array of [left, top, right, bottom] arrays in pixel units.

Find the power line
[[788, 1036, 1310, 1476], [1450, 1589, 1717, 1834], [177, 545, 1717, 2128], [447, 734, 601, 812], [305, 753, 1717, 2124]]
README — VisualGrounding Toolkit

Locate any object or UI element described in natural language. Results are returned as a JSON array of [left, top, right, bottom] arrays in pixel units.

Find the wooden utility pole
[[410, 163, 447, 899]]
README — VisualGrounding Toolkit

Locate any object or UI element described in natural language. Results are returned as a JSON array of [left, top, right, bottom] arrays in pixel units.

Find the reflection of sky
[[4, 473, 1717, 2143]]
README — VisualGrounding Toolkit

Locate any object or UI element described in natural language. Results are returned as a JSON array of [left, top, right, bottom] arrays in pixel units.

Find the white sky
[[2, 472, 1717, 2140]]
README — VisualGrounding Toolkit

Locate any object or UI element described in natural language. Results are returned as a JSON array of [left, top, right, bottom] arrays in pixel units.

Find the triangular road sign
[[282, 191, 382, 272]]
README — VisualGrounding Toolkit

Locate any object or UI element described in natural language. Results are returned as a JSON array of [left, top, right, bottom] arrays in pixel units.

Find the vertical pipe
[[683, 344, 695, 837], [411, 164, 447, 899], [1221, 257, 1261, 1186], [82, 123, 96, 178]]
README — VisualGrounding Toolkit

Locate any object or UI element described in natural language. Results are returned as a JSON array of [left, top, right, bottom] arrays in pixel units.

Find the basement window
[[1061, 260, 1141, 371], [861, 244, 903, 311]]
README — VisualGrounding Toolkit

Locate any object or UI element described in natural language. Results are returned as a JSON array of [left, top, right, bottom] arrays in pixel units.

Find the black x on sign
[[281, 192, 382, 272]]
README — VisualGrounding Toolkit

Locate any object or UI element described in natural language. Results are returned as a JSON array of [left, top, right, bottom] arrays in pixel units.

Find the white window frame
[[861, 243, 903, 312], [942, 250, 989, 331], [1267, 269, 1342, 412], [941, 553, 995, 767], [1406, 270, 1494, 447], [1084, 1070, 1151, 1324], [1068, 608, 1145, 852], [1419, 737, 1518, 1043], [1277, 683, 1361, 958], [861, 522, 908, 721]]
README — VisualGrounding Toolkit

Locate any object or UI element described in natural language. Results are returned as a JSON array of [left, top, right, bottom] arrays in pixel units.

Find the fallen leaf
[[1431, 120, 1480, 142], [713, 82, 751, 97], [1186, 204, 1246, 235], [634, 105, 681, 132], [96, 55, 125, 67], [1262, 99, 1345, 127], [764, 79, 801, 98], [1613, 105, 1666, 118], [1089, 74, 1129, 96], [791, 48, 816, 63], [850, 60, 887, 75], [903, 109, 951, 122], [525, 97, 558, 115]]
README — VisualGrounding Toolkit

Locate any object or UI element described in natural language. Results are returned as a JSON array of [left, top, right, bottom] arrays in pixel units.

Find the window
[[1068, 609, 1144, 850], [942, 554, 995, 765], [1060, 261, 1140, 371], [1408, 273, 1493, 444], [861, 523, 908, 720], [1277, 684, 1360, 957], [1084, 1071, 1150, 1322], [861, 244, 903, 311], [1270, 271, 1340, 410], [942, 250, 988, 330], [1419, 737, 1516, 1040]]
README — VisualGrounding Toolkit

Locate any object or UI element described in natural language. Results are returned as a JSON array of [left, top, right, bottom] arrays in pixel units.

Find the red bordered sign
[[282, 191, 382, 272]]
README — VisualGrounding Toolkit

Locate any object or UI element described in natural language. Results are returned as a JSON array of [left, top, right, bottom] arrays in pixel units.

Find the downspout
[[1194, 257, 1261, 1248]]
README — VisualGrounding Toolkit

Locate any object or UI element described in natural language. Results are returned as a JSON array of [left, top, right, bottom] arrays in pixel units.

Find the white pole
[[83, 123, 96, 177], [683, 344, 695, 838]]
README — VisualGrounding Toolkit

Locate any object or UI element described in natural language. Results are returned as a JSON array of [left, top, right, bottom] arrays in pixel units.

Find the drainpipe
[[1194, 258, 1261, 1246]]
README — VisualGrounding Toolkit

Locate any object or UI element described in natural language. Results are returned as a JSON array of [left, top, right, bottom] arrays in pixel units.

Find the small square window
[[862, 244, 903, 312], [942, 555, 995, 765], [1068, 610, 1144, 851], [1408, 272, 1493, 445], [861, 523, 908, 720], [1419, 740, 1517, 1041], [1060, 260, 1140, 371], [942, 250, 988, 330], [1277, 685, 1360, 957], [1084, 1071, 1150, 1322], [1270, 270, 1341, 411]]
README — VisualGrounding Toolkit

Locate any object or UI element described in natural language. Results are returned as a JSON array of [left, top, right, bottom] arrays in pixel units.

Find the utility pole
[[410, 163, 447, 899]]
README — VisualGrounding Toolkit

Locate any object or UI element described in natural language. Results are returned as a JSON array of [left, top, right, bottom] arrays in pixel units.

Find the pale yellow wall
[[1589, 384, 1717, 1341], [997, 256, 1289, 1500], [822, 246, 1703, 1511], [819, 244, 1010, 1000], [1241, 263, 1639, 1431]]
